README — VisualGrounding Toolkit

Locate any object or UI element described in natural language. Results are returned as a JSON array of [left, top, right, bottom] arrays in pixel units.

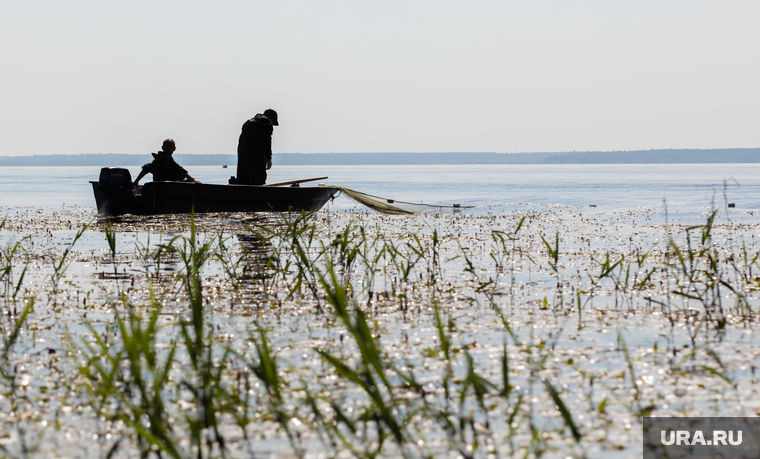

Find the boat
[[91, 167, 338, 216]]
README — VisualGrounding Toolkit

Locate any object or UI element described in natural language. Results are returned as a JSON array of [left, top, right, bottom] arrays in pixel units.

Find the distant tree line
[[0, 148, 757, 166], [540, 148, 760, 164], [0, 154, 238, 167]]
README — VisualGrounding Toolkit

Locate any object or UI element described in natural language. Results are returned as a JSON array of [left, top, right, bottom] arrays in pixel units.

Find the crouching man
[[133, 138, 201, 188]]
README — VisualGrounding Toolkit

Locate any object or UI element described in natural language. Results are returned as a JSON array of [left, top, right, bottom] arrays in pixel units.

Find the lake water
[[0, 164, 757, 221], [1, 162, 759, 458]]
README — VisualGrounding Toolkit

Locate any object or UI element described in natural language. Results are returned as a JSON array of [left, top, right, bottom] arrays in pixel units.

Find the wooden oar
[[263, 176, 328, 187]]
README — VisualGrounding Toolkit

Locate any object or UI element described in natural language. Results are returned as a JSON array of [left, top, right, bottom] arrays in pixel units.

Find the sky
[[1, 1, 758, 156]]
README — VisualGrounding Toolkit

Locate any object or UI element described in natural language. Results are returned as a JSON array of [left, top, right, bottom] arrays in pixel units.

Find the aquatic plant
[[78, 295, 182, 458], [0, 204, 758, 457], [48, 220, 91, 306]]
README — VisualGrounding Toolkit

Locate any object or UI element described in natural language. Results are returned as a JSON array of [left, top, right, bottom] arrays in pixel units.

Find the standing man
[[232, 109, 278, 185]]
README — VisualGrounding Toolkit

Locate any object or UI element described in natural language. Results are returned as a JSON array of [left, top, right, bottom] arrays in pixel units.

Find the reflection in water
[[96, 211, 281, 234], [233, 212, 283, 304], [237, 232, 273, 272], [92, 211, 293, 304], [95, 212, 282, 285], [217, 214, 281, 305], [229, 232, 277, 306]]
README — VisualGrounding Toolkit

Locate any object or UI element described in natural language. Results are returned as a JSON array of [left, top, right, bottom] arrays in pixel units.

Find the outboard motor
[[93, 167, 135, 216], [98, 167, 133, 192]]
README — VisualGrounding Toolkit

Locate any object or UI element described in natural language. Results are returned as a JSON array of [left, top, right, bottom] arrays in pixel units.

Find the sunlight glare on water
[[0, 163, 758, 220]]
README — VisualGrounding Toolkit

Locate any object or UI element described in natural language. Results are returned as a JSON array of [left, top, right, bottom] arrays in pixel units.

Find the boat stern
[[91, 167, 138, 216]]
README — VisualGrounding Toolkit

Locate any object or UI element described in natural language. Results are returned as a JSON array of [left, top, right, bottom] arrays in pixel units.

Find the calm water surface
[[0, 163, 757, 458], [0, 163, 757, 218]]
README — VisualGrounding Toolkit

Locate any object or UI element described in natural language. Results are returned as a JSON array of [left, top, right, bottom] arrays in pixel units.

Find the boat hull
[[91, 180, 338, 216]]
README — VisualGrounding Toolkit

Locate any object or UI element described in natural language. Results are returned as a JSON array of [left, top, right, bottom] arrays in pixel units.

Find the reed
[[78, 294, 182, 458], [133, 228, 171, 281], [2, 204, 759, 457], [316, 261, 413, 458], [48, 220, 91, 306], [174, 212, 230, 458], [0, 219, 29, 305]]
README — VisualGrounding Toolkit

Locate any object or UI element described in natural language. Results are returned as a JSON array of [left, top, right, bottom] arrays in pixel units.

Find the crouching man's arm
[[133, 169, 149, 188], [184, 172, 201, 184]]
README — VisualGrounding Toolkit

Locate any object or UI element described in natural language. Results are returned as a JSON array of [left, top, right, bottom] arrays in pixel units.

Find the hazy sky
[[1, 1, 758, 156]]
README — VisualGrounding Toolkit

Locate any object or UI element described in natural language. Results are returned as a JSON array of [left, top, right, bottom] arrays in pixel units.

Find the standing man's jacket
[[236, 114, 273, 185]]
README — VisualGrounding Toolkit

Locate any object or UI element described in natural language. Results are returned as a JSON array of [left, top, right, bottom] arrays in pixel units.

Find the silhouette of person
[[133, 139, 201, 187], [232, 109, 278, 185]]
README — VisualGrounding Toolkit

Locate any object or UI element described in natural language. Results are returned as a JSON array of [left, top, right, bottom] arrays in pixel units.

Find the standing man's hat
[[263, 109, 279, 126]]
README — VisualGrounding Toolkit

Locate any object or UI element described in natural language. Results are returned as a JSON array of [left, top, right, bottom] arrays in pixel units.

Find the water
[[1, 162, 759, 458], [0, 164, 757, 219]]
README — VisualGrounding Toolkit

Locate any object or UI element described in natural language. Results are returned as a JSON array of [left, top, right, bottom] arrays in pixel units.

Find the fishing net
[[323, 185, 471, 215]]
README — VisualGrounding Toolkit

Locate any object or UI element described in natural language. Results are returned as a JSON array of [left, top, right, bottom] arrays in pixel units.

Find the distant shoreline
[[0, 148, 758, 166]]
